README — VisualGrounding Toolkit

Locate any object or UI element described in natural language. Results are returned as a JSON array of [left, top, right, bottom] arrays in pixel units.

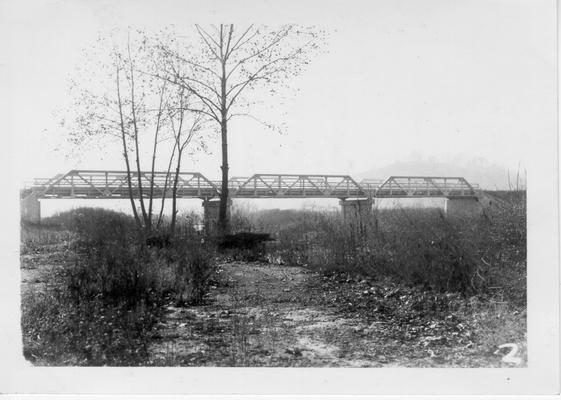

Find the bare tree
[[156, 24, 324, 234], [65, 31, 203, 236], [67, 41, 149, 231]]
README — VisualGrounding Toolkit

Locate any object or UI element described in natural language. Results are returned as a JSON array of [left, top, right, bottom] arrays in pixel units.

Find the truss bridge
[[23, 170, 479, 200], [21, 170, 482, 223]]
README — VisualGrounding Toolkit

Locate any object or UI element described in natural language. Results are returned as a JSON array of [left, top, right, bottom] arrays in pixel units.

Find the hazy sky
[[2, 0, 556, 186]]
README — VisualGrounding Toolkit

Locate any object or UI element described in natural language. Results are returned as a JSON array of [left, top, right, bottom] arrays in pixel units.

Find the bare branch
[[227, 112, 283, 134], [139, 66, 221, 123], [219, 24, 224, 59], [226, 40, 315, 111], [185, 107, 218, 122], [166, 62, 221, 117], [227, 24, 255, 55], [158, 46, 221, 79], [226, 27, 290, 80], [175, 74, 221, 100], [195, 24, 221, 60], [224, 24, 234, 60]]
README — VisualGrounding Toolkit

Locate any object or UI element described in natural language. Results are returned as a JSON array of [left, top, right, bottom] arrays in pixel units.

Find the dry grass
[[246, 193, 526, 305]]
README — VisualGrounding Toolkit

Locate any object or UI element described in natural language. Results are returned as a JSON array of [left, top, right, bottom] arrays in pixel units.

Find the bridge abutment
[[203, 198, 232, 233], [340, 198, 373, 233], [21, 193, 41, 223], [444, 197, 483, 219]]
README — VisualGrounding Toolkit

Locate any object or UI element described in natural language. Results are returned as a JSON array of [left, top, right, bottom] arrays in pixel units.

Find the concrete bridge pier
[[444, 197, 483, 219], [203, 198, 232, 233], [340, 198, 373, 233], [21, 193, 41, 223]]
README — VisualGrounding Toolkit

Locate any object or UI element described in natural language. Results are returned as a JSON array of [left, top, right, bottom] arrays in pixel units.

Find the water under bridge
[[21, 170, 483, 223]]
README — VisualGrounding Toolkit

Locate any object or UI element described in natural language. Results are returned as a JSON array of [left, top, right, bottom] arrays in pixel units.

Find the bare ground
[[146, 262, 526, 367]]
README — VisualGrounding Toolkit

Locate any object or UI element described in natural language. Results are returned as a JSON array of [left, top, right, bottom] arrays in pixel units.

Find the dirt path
[[147, 262, 516, 367], [148, 262, 369, 366]]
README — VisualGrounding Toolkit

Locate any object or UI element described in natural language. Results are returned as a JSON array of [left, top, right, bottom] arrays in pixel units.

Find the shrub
[[243, 196, 526, 301], [21, 208, 217, 365], [173, 244, 215, 305], [218, 232, 274, 262]]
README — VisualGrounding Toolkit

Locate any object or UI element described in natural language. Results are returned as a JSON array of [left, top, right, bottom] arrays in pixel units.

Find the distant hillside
[[356, 158, 525, 190]]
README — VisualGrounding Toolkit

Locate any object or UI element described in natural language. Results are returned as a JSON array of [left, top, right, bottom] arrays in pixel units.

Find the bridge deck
[[23, 170, 478, 200]]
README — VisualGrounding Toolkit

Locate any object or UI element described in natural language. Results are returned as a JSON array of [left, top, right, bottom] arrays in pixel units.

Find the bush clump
[[21, 208, 216, 365], [217, 232, 274, 261], [240, 194, 526, 303]]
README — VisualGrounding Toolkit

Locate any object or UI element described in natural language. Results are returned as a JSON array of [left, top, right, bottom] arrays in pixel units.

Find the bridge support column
[[444, 197, 483, 219], [21, 193, 41, 223], [340, 198, 373, 232], [203, 198, 232, 234]]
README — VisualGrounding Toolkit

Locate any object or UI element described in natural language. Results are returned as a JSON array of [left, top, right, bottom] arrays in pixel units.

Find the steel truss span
[[23, 170, 479, 200]]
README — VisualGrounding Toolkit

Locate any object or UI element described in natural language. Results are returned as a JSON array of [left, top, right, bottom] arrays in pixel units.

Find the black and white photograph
[[1, 0, 558, 396]]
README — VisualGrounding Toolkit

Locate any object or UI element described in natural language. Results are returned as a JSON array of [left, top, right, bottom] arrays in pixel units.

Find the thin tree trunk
[[170, 149, 183, 234], [219, 116, 229, 234], [218, 39, 230, 235], [127, 40, 150, 231], [157, 141, 177, 229], [116, 65, 141, 229], [132, 120, 149, 230], [169, 92, 185, 234], [148, 83, 166, 228], [147, 138, 158, 228]]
